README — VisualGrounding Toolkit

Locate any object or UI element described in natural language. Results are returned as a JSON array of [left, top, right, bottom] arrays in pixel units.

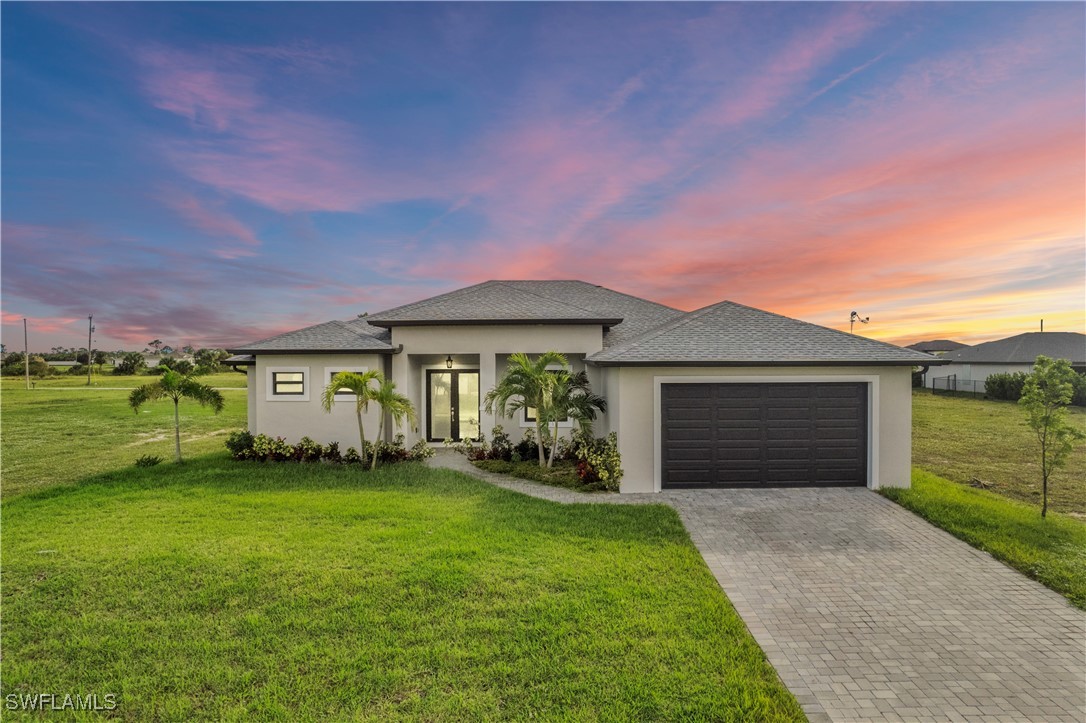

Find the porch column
[[479, 351, 497, 437], [391, 351, 418, 443]]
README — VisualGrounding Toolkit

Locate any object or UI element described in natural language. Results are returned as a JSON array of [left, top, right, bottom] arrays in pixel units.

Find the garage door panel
[[661, 382, 867, 489]]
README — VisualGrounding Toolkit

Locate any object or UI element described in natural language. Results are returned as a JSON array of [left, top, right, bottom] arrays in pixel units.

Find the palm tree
[[129, 369, 225, 463], [321, 370, 381, 457], [484, 351, 568, 467], [543, 370, 607, 468], [368, 378, 417, 469]]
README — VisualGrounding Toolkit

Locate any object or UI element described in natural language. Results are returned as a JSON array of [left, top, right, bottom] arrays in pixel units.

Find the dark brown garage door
[[661, 382, 868, 488]]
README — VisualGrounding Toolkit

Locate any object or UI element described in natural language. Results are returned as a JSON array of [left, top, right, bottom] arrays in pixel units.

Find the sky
[[2, 2, 1083, 352]]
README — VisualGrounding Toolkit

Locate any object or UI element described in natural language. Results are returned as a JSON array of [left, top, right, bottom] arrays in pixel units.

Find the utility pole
[[23, 318, 30, 390], [87, 315, 95, 386]]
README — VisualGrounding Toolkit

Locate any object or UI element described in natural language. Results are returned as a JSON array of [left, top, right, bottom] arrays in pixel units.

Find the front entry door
[[427, 370, 480, 442]]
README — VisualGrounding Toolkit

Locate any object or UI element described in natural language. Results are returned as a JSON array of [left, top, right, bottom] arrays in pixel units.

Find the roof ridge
[[492, 280, 611, 317], [591, 302, 724, 358], [368, 280, 497, 318], [717, 299, 932, 357]]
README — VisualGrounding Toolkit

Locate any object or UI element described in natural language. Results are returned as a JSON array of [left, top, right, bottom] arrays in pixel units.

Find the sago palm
[[368, 378, 417, 469], [129, 369, 225, 463], [321, 370, 382, 456], [484, 351, 568, 467]]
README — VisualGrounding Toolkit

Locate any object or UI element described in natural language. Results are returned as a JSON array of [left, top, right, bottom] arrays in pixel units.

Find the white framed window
[[324, 366, 369, 398], [266, 366, 310, 402]]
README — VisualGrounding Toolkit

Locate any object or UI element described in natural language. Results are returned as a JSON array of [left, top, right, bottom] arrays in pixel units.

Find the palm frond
[[129, 383, 167, 411]]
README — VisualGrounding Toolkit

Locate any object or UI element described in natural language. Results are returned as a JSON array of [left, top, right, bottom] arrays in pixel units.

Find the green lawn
[[3, 459, 803, 721], [1, 371, 247, 389], [912, 390, 1086, 515], [1, 384, 247, 498], [882, 469, 1086, 609]]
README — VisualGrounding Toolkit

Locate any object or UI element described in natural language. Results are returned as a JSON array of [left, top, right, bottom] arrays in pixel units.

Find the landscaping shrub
[[1072, 373, 1086, 408], [224, 432, 429, 467], [67, 364, 87, 376], [574, 431, 624, 491], [985, 371, 1029, 401], [459, 425, 623, 491], [293, 436, 324, 462], [225, 431, 254, 460], [322, 441, 342, 464], [134, 454, 162, 468]]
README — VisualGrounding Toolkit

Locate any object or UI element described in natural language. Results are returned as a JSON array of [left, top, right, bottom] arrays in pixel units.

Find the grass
[[881, 469, 1086, 610], [473, 459, 587, 490], [3, 458, 804, 721], [1, 371, 247, 389], [1, 384, 247, 498], [912, 390, 1086, 515]]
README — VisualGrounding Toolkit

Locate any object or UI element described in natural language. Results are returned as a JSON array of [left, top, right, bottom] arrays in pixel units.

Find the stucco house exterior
[[227, 280, 940, 494], [936, 332, 1085, 385]]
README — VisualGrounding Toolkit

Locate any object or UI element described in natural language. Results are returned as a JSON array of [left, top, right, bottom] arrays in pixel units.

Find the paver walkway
[[429, 451, 1086, 722]]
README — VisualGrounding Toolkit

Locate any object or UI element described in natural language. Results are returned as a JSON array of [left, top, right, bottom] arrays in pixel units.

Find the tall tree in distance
[[148, 339, 163, 355]]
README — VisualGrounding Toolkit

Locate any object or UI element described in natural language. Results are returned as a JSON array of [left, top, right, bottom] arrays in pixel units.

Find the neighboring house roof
[[229, 319, 394, 354], [906, 339, 970, 353], [587, 301, 941, 366], [367, 280, 628, 327], [941, 332, 1086, 365]]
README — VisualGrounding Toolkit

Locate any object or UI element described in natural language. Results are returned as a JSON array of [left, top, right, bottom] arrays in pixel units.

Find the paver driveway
[[666, 488, 1086, 722], [428, 454, 1085, 721]]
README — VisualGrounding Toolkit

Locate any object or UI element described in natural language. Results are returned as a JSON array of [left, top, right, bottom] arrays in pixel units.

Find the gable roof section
[[229, 319, 394, 354], [366, 280, 628, 327], [941, 332, 1085, 364], [906, 339, 970, 353], [588, 301, 941, 366]]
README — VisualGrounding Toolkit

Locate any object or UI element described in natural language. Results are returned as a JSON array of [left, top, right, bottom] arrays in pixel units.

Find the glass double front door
[[427, 370, 480, 442]]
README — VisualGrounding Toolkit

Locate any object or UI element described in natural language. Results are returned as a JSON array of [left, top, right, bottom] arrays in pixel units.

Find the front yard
[[2, 459, 803, 721], [912, 390, 1085, 515]]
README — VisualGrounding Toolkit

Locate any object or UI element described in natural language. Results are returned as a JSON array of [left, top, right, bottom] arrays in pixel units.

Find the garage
[[660, 382, 868, 488]]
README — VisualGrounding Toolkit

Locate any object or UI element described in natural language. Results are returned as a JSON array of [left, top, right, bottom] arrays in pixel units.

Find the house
[[936, 331, 1086, 384], [905, 339, 969, 357], [227, 280, 940, 493]]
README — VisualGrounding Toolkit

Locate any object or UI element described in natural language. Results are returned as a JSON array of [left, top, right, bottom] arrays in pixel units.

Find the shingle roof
[[941, 332, 1085, 364], [906, 339, 970, 353], [366, 280, 629, 326], [587, 301, 941, 366], [228, 319, 393, 354]]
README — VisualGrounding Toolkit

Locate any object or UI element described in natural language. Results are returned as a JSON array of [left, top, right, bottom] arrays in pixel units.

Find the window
[[273, 371, 305, 395], [523, 368, 569, 423], [325, 367, 368, 397]]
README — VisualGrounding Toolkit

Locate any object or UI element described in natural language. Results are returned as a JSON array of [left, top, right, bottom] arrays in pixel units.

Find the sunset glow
[[2, 3, 1083, 350]]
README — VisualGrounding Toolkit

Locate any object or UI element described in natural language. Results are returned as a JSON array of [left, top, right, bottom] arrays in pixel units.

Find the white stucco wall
[[936, 362, 1033, 383], [250, 353, 388, 447], [611, 365, 914, 494]]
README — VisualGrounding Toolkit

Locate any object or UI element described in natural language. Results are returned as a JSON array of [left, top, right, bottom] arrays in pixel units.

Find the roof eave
[[226, 347, 396, 355], [366, 317, 622, 328], [586, 358, 947, 367]]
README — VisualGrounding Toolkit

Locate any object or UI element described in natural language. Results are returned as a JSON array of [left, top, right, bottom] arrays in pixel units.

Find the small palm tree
[[484, 351, 568, 467], [321, 370, 382, 456], [129, 369, 225, 463], [368, 378, 417, 469], [543, 370, 607, 468]]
